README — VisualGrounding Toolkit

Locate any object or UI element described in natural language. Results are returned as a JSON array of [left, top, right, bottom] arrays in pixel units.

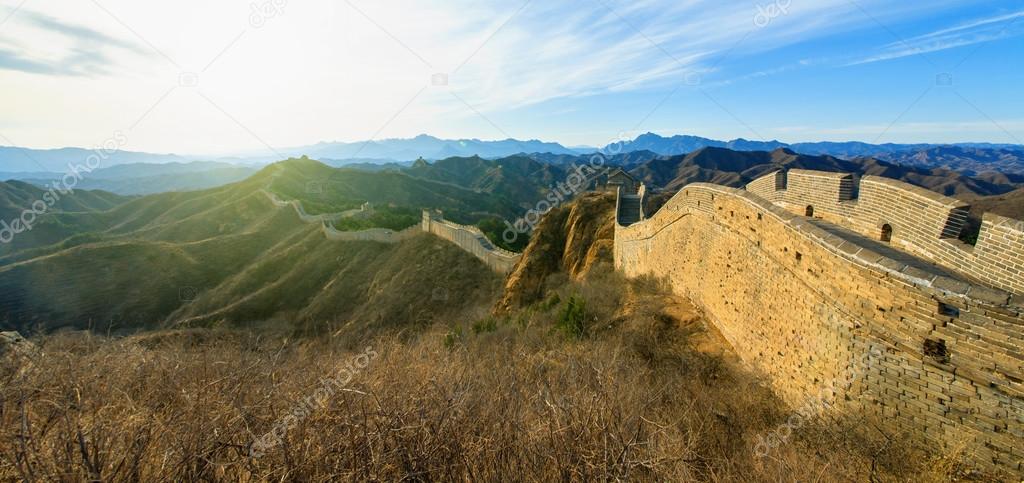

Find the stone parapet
[[745, 170, 1022, 294]]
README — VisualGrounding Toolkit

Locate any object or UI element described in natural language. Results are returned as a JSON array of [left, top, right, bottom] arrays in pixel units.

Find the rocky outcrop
[[495, 192, 615, 312], [1, 331, 37, 372]]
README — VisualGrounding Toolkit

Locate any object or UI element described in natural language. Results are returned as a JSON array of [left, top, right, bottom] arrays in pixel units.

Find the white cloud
[[847, 9, 1024, 66]]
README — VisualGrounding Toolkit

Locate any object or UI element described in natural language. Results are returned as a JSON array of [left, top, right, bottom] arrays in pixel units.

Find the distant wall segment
[[261, 189, 521, 274], [422, 210, 521, 274]]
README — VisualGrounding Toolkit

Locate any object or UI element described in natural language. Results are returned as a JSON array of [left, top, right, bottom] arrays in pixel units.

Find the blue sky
[[0, 0, 1021, 154]]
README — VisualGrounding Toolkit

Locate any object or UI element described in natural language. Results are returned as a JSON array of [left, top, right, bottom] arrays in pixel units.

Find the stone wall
[[746, 171, 1024, 295], [422, 210, 521, 274], [615, 183, 1024, 475], [321, 223, 420, 243], [262, 190, 521, 274]]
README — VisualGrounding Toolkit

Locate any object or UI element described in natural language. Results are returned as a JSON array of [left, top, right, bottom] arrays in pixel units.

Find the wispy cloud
[[0, 6, 147, 76], [848, 9, 1024, 65], [423, 0, 919, 114]]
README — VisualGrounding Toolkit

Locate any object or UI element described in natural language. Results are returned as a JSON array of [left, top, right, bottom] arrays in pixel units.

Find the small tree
[[556, 294, 587, 339]]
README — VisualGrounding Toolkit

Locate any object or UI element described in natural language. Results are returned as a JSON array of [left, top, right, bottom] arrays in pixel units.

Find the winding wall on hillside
[[422, 210, 522, 273], [261, 190, 521, 274], [614, 179, 1024, 475]]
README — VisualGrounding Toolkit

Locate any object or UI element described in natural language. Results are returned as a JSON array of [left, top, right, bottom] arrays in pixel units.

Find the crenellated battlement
[[746, 170, 1023, 295]]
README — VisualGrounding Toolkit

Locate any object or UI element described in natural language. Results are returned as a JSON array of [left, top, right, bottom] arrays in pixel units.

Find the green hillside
[[0, 180, 132, 256], [404, 154, 571, 211], [263, 157, 520, 222], [0, 159, 506, 334], [0, 180, 128, 215]]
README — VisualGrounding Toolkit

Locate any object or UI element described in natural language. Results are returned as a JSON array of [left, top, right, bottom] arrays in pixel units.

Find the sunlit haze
[[1, 0, 1023, 154]]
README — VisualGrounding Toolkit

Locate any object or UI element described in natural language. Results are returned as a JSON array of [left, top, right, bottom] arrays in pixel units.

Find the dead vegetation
[[0, 267, 988, 482]]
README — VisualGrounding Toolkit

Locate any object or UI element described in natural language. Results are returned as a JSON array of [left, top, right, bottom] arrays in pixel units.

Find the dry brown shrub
[[0, 281, 989, 482]]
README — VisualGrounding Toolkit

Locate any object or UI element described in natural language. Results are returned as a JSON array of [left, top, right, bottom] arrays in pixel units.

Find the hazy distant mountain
[[14, 162, 259, 195], [529, 150, 665, 171], [282, 134, 579, 161], [785, 141, 933, 157], [318, 158, 413, 168], [870, 146, 1024, 175], [609, 133, 788, 155], [8, 133, 1024, 181], [604, 133, 1024, 175], [86, 161, 251, 180], [0, 146, 188, 172]]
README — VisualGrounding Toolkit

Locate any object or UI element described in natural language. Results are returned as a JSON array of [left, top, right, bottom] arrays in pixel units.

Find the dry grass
[[0, 276, 983, 482]]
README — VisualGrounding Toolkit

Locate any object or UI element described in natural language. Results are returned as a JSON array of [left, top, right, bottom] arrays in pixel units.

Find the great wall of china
[[261, 190, 522, 273], [265, 171, 1024, 474], [614, 170, 1024, 475]]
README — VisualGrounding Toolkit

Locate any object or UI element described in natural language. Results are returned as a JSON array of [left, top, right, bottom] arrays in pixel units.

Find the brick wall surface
[[615, 183, 1024, 475]]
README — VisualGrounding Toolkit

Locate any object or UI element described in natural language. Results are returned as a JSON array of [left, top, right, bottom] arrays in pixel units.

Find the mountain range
[[280, 134, 580, 161], [602, 133, 1024, 174], [6, 133, 1024, 177], [623, 147, 1024, 197], [15, 162, 258, 195], [0, 146, 190, 173]]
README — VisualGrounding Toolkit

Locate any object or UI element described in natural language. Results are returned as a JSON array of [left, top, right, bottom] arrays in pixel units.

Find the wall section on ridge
[[261, 189, 520, 274], [615, 183, 1024, 474], [422, 210, 521, 274]]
